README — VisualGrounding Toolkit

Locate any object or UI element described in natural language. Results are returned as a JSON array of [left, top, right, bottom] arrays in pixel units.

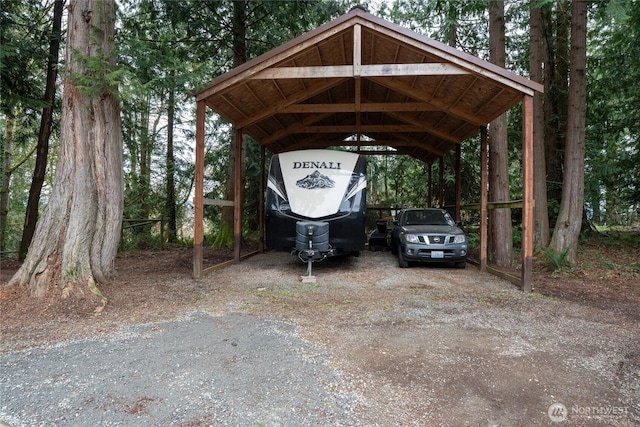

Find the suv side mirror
[[455, 221, 463, 227], [392, 220, 399, 226]]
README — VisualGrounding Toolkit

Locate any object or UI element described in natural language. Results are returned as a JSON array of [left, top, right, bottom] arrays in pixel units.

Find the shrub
[[541, 245, 572, 272]]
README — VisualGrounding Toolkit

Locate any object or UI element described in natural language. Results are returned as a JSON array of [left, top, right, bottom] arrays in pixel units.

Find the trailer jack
[[298, 246, 334, 283], [294, 221, 330, 283], [302, 242, 317, 283]]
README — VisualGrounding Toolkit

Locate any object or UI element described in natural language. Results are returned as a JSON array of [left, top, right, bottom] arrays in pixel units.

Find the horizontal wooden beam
[[261, 112, 334, 145], [202, 251, 261, 276], [368, 75, 487, 127], [350, 149, 399, 156], [297, 124, 430, 133], [279, 102, 441, 113], [236, 77, 346, 129], [383, 110, 461, 144], [255, 65, 352, 79], [467, 258, 521, 287], [203, 198, 234, 207], [361, 63, 469, 77], [444, 200, 531, 210], [252, 63, 469, 80]]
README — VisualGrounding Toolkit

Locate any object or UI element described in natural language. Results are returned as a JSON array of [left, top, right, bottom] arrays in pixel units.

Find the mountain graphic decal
[[296, 170, 335, 189]]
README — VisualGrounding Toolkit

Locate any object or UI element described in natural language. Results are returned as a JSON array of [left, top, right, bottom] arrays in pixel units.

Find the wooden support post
[[233, 128, 243, 263], [259, 146, 266, 252], [193, 100, 205, 279], [438, 156, 445, 208], [427, 163, 433, 208], [354, 25, 362, 137], [521, 96, 534, 292], [480, 126, 488, 272], [455, 144, 462, 222], [353, 24, 362, 76]]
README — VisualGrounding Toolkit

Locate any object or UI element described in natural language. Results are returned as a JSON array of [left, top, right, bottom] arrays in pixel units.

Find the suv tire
[[398, 246, 409, 268]]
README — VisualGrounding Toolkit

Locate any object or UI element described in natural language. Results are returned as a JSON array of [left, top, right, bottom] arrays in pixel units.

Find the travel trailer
[[265, 149, 367, 262]]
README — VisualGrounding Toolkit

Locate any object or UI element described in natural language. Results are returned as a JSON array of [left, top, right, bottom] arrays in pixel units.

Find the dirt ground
[[1, 237, 639, 425]]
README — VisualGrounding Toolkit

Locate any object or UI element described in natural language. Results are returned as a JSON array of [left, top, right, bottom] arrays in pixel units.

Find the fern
[[541, 245, 572, 272]]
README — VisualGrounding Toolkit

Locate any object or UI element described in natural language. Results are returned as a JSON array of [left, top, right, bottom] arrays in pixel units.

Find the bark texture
[[530, 0, 550, 249], [488, 0, 513, 266], [550, 0, 587, 264], [9, 0, 123, 301], [19, 0, 65, 260], [218, 0, 247, 248], [544, 0, 570, 221]]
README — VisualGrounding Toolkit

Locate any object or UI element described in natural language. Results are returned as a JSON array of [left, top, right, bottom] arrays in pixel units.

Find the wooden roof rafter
[[367, 75, 485, 129], [236, 77, 345, 129], [356, 16, 538, 96], [194, 6, 542, 165]]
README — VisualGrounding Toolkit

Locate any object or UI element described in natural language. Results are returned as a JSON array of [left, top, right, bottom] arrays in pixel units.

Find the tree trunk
[[530, 0, 550, 249], [218, 0, 247, 247], [446, 1, 458, 48], [488, 0, 512, 267], [544, 0, 570, 225], [0, 114, 16, 252], [166, 71, 177, 243], [9, 0, 123, 304], [18, 0, 65, 260], [550, 0, 587, 265], [137, 96, 151, 234]]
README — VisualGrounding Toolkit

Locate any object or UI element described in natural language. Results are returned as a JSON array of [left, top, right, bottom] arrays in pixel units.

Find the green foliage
[[590, 227, 640, 248], [512, 227, 522, 248], [115, 0, 346, 248], [466, 232, 480, 248], [541, 245, 572, 272], [585, 0, 640, 220], [4, 0, 640, 260], [389, 0, 488, 56], [1, 1, 62, 255], [71, 49, 125, 98], [0, 0, 52, 115], [120, 219, 166, 251]]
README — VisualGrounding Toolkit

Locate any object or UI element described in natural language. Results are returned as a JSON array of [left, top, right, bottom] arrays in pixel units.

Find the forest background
[[1, 0, 639, 276]]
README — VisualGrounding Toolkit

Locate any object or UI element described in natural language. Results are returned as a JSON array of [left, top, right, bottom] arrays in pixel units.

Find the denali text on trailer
[[265, 149, 367, 265]]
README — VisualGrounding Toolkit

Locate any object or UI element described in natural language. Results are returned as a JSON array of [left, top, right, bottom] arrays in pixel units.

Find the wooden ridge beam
[[251, 63, 469, 80]]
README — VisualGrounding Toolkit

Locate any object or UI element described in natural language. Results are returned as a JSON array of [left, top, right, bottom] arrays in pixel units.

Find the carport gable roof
[[193, 7, 543, 164]]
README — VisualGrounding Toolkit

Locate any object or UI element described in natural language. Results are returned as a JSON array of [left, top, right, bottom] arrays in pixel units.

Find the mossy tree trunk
[[8, 0, 123, 304], [550, 0, 587, 265], [529, 0, 550, 250]]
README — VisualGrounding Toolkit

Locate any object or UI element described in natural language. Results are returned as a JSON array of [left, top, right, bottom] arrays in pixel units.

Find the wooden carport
[[192, 7, 543, 291]]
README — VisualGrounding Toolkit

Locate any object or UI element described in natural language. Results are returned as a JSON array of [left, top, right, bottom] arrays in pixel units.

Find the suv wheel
[[398, 246, 409, 268]]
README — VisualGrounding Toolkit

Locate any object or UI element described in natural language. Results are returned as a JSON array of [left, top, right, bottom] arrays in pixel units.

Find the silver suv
[[390, 208, 467, 268]]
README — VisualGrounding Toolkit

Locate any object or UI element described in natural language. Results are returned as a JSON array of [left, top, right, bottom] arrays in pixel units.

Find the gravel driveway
[[1, 250, 638, 426], [1, 312, 360, 426]]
